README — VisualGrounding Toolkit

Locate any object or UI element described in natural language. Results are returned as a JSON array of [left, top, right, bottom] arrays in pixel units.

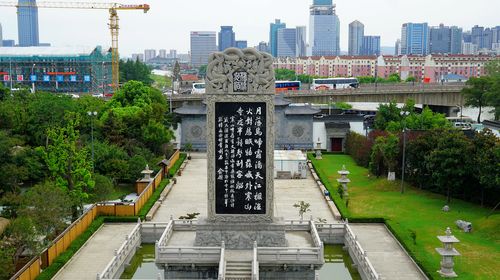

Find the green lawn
[[150, 74, 171, 90], [309, 154, 500, 280], [109, 184, 135, 201]]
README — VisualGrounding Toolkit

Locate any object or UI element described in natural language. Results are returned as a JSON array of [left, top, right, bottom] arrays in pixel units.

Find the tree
[[20, 181, 72, 239], [462, 77, 491, 123], [40, 114, 94, 219], [471, 129, 500, 206], [425, 130, 473, 204], [275, 69, 296, 81], [119, 59, 153, 85], [371, 134, 400, 180], [3, 217, 41, 265], [198, 65, 207, 78], [173, 61, 181, 82], [374, 101, 402, 130], [142, 120, 174, 153], [293, 201, 311, 220], [485, 60, 500, 120], [90, 174, 114, 203]]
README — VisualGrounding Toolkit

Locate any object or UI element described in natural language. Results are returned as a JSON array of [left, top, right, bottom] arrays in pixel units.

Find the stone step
[[225, 260, 252, 279]]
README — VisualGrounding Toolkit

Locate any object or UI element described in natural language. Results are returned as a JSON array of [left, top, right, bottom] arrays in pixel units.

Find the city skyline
[[0, 0, 499, 55]]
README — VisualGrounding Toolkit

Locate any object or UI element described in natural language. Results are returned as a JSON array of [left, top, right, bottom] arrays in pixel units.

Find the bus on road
[[311, 78, 359, 91], [192, 83, 206, 94], [275, 81, 301, 92]]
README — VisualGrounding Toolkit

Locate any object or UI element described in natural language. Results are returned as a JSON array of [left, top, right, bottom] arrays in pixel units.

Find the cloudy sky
[[0, 0, 499, 56]]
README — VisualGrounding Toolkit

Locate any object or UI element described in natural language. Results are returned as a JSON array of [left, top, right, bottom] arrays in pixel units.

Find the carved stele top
[[205, 48, 275, 94]]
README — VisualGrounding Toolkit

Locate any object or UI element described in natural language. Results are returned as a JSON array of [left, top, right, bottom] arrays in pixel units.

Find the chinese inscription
[[233, 70, 248, 92], [215, 102, 266, 214]]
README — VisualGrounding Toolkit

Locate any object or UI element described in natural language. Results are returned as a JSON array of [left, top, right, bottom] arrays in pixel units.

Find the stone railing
[[98, 221, 142, 280], [284, 219, 313, 231], [344, 225, 379, 280], [257, 246, 323, 264], [217, 242, 226, 280], [316, 223, 346, 244], [252, 241, 259, 280], [156, 246, 222, 264], [157, 220, 174, 247]]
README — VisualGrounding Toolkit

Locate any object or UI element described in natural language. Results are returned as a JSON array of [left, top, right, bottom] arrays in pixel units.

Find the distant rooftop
[[0, 46, 108, 57]]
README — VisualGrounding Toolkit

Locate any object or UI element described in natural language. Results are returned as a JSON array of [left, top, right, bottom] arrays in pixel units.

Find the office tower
[[462, 42, 478, 55], [471, 25, 484, 48], [17, 0, 39, 46], [159, 49, 167, 58], [277, 28, 297, 57], [190, 31, 217, 67], [2, 40, 15, 47], [462, 31, 472, 43], [395, 39, 401, 55], [429, 24, 461, 54], [296, 26, 307, 57], [348, 20, 364, 55], [269, 19, 286, 57], [257, 42, 269, 53], [144, 49, 156, 62], [132, 53, 144, 62], [235, 40, 248, 49], [483, 28, 493, 50], [0, 23, 3, 47], [492, 26, 500, 44], [218, 26, 235, 51], [401, 23, 429, 55], [450, 26, 463, 54], [361, 36, 380, 55], [169, 49, 177, 59], [309, 0, 340, 56]]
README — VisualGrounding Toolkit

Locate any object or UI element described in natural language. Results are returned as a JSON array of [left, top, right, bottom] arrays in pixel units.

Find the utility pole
[[87, 111, 97, 172]]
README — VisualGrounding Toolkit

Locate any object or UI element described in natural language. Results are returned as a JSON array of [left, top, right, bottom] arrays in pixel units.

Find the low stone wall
[[307, 161, 342, 220]]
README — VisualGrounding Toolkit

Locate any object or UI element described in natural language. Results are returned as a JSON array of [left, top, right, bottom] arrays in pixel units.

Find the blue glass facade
[[401, 23, 429, 55], [277, 28, 296, 57], [361, 36, 381, 55], [269, 19, 286, 57], [309, 1, 340, 56], [17, 0, 39, 47], [235, 40, 247, 49], [218, 26, 235, 51], [190, 31, 217, 67], [313, 0, 332, 5]]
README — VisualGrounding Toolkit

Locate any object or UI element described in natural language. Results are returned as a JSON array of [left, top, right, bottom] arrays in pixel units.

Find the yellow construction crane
[[0, 1, 150, 91]]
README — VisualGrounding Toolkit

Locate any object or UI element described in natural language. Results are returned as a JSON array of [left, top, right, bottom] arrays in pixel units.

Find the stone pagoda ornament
[[315, 137, 322, 160], [337, 165, 350, 199], [140, 164, 154, 181], [435, 227, 460, 278]]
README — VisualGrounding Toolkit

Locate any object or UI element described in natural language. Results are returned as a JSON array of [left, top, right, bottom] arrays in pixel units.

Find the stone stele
[[195, 48, 286, 249]]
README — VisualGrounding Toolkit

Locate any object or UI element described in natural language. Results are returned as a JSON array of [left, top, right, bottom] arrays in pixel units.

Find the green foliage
[[90, 174, 114, 203], [405, 76, 417, 82], [337, 184, 344, 199], [471, 129, 500, 205], [275, 69, 296, 81], [374, 101, 402, 130], [332, 102, 353, 110], [142, 120, 174, 154], [293, 201, 311, 220], [485, 60, 500, 120], [371, 134, 399, 174], [462, 77, 491, 122], [345, 132, 371, 167], [0, 243, 16, 280], [20, 181, 72, 239], [40, 114, 94, 218], [198, 65, 207, 77], [3, 216, 41, 260], [120, 59, 153, 85]]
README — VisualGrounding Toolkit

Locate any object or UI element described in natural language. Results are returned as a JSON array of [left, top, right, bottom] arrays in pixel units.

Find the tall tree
[[40, 114, 94, 219], [462, 77, 491, 123], [371, 134, 400, 180], [485, 60, 500, 120], [471, 129, 500, 206]]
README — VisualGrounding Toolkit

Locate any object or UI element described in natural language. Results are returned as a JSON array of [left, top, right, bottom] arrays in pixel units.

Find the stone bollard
[[435, 227, 460, 278]]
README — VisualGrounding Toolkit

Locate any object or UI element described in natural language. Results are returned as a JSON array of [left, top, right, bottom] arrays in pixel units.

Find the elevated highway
[[167, 83, 465, 111]]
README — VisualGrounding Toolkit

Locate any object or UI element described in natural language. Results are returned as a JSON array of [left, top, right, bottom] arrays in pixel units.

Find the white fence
[[344, 225, 379, 280], [97, 222, 142, 280]]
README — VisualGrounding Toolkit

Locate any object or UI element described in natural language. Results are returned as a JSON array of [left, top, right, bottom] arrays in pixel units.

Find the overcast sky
[[0, 0, 499, 56]]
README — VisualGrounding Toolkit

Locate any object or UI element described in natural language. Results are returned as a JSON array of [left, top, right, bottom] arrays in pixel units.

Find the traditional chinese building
[[174, 96, 320, 151]]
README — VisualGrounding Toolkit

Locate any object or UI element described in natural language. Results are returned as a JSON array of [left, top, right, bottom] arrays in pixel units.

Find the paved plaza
[[52, 223, 137, 280]]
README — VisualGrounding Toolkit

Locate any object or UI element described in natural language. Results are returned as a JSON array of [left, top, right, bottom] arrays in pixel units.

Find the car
[[163, 90, 178, 95], [92, 93, 104, 98]]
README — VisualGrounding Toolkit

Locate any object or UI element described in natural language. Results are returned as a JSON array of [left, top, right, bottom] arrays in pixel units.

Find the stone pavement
[[349, 224, 427, 280], [52, 223, 137, 280], [152, 152, 337, 222]]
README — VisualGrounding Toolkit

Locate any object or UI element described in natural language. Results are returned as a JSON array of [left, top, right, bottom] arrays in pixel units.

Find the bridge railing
[[344, 224, 379, 280]]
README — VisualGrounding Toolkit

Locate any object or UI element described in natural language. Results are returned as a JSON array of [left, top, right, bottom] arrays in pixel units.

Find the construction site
[[0, 1, 150, 94]]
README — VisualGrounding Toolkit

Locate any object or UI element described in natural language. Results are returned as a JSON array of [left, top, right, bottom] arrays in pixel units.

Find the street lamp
[[400, 110, 410, 194], [87, 111, 97, 172]]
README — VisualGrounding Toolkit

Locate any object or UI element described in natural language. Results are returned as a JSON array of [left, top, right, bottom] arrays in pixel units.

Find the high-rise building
[[401, 23, 429, 55], [296, 26, 307, 57], [144, 49, 156, 62], [348, 20, 364, 56], [361, 36, 380, 55], [483, 28, 493, 50], [462, 42, 478, 55], [190, 31, 217, 67], [218, 26, 235, 51], [257, 41, 269, 53], [430, 24, 462, 54], [235, 40, 248, 49], [2, 40, 15, 47], [169, 49, 177, 59], [132, 53, 144, 62], [309, 0, 340, 56], [395, 39, 401, 55], [492, 26, 500, 45], [159, 49, 167, 58], [277, 28, 297, 57], [462, 31, 472, 43], [269, 19, 286, 57], [0, 23, 3, 47], [17, 0, 39, 47], [471, 25, 484, 48]]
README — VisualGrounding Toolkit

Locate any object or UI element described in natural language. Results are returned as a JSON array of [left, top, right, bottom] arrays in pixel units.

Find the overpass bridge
[[167, 83, 465, 114]]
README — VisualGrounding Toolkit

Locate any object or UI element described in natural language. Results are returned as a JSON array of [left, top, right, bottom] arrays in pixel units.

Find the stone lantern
[[315, 137, 322, 160], [336, 165, 350, 199], [435, 227, 460, 278], [136, 164, 154, 195]]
